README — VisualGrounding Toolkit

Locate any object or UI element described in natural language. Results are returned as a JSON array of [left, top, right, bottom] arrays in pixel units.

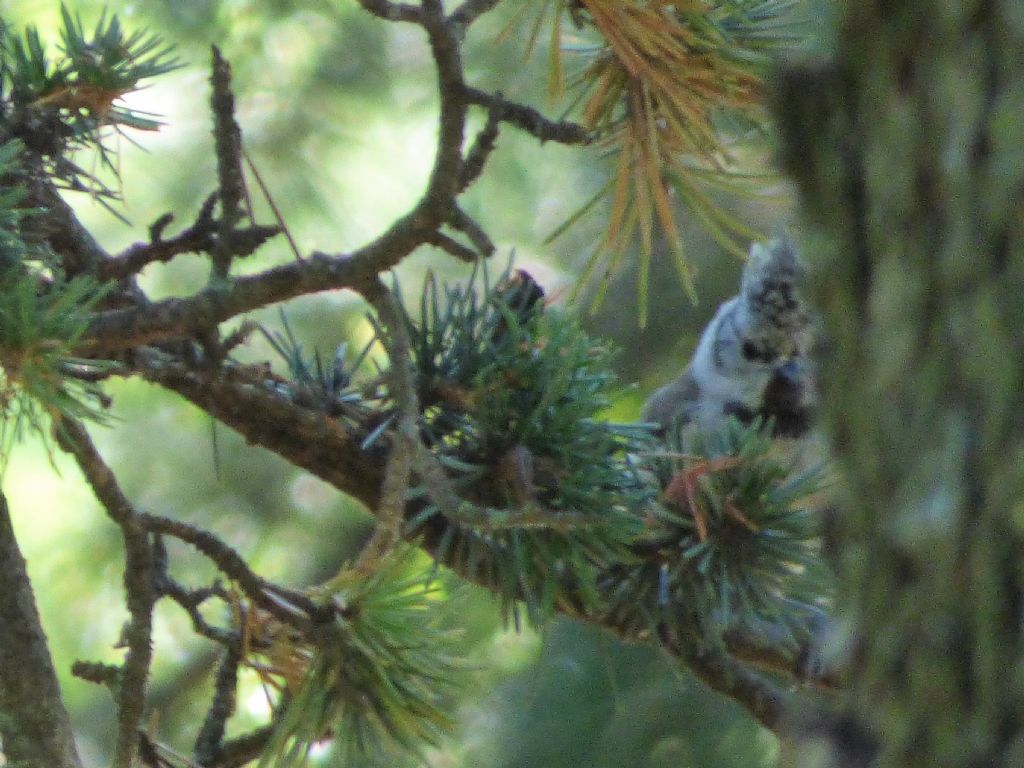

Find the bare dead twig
[[100, 196, 282, 282], [101, 195, 218, 280], [138, 512, 329, 631], [461, 85, 591, 145], [460, 94, 502, 191], [425, 230, 480, 262], [355, 0, 422, 23], [54, 418, 155, 768], [355, 278, 422, 571], [448, 204, 495, 256], [450, 0, 503, 29], [210, 46, 248, 281], [193, 646, 243, 766], [152, 537, 237, 646]]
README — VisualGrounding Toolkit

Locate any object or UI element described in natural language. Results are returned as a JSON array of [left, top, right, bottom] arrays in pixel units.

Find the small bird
[[642, 236, 816, 445]]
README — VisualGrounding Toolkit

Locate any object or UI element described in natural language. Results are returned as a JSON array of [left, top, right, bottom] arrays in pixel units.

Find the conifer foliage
[[0, 4, 830, 768]]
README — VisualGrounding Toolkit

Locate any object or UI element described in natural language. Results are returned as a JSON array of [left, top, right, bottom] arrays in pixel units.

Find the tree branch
[[138, 512, 330, 630], [459, 94, 502, 191], [449, 0, 503, 30], [355, 0, 421, 23], [461, 85, 591, 145], [125, 349, 842, 714], [153, 536, 237, 647], [54, 418, 156, 768], [133, 347, 386, 507], [99, 194, 280, 282], [194, 646, 242, 766], [209, 46, 248, 281], [679, 643, 793, 732], [0, 491, 84, 768], [355, 278, 422, 571]]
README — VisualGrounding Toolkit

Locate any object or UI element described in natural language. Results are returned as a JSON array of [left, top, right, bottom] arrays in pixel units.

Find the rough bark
[[0, 492, 84, 768], [776, 1, 1024, 765]]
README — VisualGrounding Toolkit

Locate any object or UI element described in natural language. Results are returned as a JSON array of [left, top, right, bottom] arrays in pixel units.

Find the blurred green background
[[2, 1, 824, 765]]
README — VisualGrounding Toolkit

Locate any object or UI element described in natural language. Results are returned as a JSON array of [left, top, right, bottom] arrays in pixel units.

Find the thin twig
[[243, 148, 304, 261], [459, 93, 503, 191], [355, 278, 421, 571], [448, 204, 495, 256], [153, 537, 237, 646], [138, 512, 327, 630], [210, 46, 247, 281], [355, 0, 421, 23], [100, 198, 280, 282], [449, 0, 503, 29], [55, 418, 155, 768], [160, 579, 237, 646], [214, 726, 275, 768], [102, 194, 213, 279], [194, 646, 242, 766], [461, 85, 591, 145], [418, 0, 471, 215], [71, 660, 121, 688], [425, 230, 479, 262]]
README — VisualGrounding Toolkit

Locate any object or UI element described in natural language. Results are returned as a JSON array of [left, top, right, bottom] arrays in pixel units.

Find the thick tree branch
[[0, 492, 85, 768], [80, 6, 483, 353], [125, 349, 841, 715], [133, 346, 386, 508], [83, 252, 368, 351], [679, 644, 792, 732]]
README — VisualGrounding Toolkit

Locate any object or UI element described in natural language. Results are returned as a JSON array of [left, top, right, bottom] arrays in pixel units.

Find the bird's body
[[643, 237, 816, 447]]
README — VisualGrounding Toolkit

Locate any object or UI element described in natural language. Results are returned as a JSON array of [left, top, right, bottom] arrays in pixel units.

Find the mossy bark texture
[[776, 2, 1024, 766], [0, 494, 84, 768]]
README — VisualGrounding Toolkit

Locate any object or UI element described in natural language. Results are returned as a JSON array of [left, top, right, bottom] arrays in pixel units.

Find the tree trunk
[[0, 493, 84, 768], [775, 2, 1024, 766]]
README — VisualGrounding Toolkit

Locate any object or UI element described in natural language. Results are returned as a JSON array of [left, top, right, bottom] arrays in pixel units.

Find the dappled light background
[[2, 1, 826, 765]]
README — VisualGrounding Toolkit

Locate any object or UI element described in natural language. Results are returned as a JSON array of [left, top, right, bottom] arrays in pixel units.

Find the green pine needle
[[0, 140, 114, 464], [531, 0, 803, 317], [381, 264, 654, 624], [0, 6, 181, 201], [260, 550, 463, 768], [603, 417, 829, 649]]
